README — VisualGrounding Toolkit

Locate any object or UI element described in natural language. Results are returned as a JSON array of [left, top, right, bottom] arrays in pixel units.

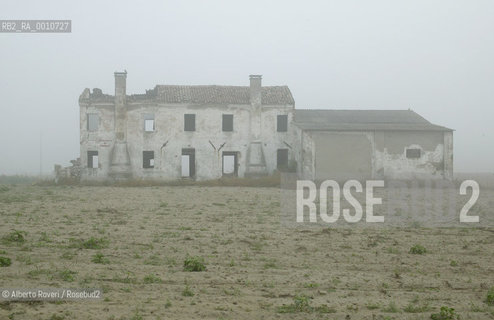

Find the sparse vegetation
[[486, 287, 494, 306], [382, 301, 399, 313], [409, 244, 427, 255], [0, 256, 12, 267], [2, 230, 27, 244], [69, 237, 108, 249], [182, 285, 194, 297], [58, 269, 76, 282], [277, 294, 334, 314], [0, 184, 493, 319], [143, 274, 162, 284], [430, 306, 460, 320], [183, 256, 206, 272], [91, 252, 110, 264]]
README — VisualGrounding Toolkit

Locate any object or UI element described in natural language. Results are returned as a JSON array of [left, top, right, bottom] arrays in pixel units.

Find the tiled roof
[[81, 85, 294, 105], [153, 85, 294, 105], [294, 109, 453, 131]]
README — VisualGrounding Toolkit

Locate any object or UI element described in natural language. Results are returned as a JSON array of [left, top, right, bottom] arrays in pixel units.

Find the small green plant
[[143, 274, 162, 284], [314, 304, 337, 313], [277, 295, 312, 313], [39, 232, 51, 242], [183, 256, 206, 272], [366, 302, 380, 310], [164, 300, 172, 308], [159, 202, 168, 208], [69, 237, 108, 249], [382, 301, 399, 313], [404, 302, 431, 313], [450, 260, 458, 267], [430, 306, 460, 320], [409, 244, 427, 255], [91, 252, 109, 264], [58, 269, 76, 282], [49, 314, 65, 320], [0, 256, 12, 267], [2, 230, 27, 244], [486, 287, 494, 306], [182, 285, 194, 297]]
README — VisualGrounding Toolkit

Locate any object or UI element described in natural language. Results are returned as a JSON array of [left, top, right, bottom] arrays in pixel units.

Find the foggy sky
[[1, 0, 493, 175]]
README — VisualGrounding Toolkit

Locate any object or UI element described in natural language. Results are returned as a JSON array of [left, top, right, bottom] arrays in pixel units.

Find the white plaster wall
[[80, 101, 295, 180], [298, 129, 451, 181]]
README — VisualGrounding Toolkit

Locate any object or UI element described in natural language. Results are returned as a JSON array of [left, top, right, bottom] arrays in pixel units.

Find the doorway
[[181, 148, 195, 178], [222, 152, 238, 177]]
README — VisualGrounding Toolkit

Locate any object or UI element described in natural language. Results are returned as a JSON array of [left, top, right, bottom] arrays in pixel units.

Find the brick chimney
[[249, 75, 262, 105]]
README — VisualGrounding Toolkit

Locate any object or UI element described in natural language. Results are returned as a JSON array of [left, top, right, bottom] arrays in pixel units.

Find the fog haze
[[1, 0, 493, 174]]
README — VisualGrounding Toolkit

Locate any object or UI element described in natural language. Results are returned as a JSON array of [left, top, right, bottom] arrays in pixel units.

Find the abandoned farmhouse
[[77, 72, 453, 181]]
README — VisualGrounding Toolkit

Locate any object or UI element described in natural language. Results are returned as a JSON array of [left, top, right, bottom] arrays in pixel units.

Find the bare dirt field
[[0, 184, 493, 320]]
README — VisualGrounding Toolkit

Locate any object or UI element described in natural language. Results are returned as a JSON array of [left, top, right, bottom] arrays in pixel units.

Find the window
[[181, 149, 195, 177], [87, 151, 98, 168], [406, 148, 421, 159], [277, 149, 289, 169], [143, 151, 155, 168], [277, 115, 288, 132], [184, 114, 196, 131], [222, 114, 233, 132], [222, 152, 238, 176], [144, 114, 155, 132], [87, 114, 99, 131]]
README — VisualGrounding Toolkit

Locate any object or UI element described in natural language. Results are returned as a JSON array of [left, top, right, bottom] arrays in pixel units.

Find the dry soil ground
[[0, 184, 493, 320]]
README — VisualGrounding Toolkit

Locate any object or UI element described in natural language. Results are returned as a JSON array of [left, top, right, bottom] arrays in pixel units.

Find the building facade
[[78, 72, 453, 181]]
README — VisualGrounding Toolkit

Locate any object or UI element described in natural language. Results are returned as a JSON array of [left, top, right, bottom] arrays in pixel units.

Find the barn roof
[[294, 109, 453, 131]]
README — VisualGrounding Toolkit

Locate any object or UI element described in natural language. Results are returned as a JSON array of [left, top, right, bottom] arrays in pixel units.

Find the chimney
[[114, 71, 127, 99], [114, 71, 128, 142], [249, 74, 262, 105]]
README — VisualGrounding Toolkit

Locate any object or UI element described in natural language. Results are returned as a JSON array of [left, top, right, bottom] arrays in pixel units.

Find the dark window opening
[[277, 115, 288, 132], [184, 114, 196, 131], [87, 151, 98, 168], [87, 114, 99, 131], [143, 151, 155, 168], [277, 149, 289, 169], [406, 148, 421, 159], [222, 152, 238, 176], [222, 114, 233, 132], [181, 148, 196, 178]]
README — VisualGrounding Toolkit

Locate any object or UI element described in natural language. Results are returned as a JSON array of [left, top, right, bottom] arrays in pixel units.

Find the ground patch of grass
[[2, 230, 27, 244], [486, 287, 494, 306], [58, 269, 77, 282], [0, 256, 12, 267], [404, 302, 432, 313], [182, 285, 194, 297], [430, 306, 460, 320], [143, 274, 162, 284], [409, 244, 427, 254], [277, 295, 334, 314], [382, 301, 399, 313], [69, 237, 108, 249], [91, 252, 110, 264], [183, 256, 206, 272]]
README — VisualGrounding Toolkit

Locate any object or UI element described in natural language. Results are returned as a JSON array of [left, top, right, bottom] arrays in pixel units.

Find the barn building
[[77, 72, 453, 181]]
